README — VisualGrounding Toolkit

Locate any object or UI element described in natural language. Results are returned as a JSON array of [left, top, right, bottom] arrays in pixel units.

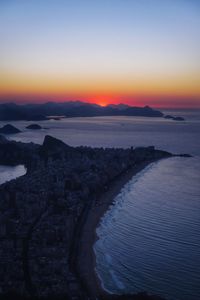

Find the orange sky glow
[[0, 1, 200, 108], [0, 72, 199, 108]]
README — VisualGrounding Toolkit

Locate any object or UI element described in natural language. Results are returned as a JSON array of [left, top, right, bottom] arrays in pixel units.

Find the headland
[[0, 135, 188, 300]]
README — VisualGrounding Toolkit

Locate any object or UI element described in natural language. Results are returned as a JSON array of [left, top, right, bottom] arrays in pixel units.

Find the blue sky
[[0, 0, 200, 107]]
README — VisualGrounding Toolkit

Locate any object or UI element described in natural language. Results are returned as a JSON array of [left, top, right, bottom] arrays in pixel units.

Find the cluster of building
[[0, 135, 170, 299]]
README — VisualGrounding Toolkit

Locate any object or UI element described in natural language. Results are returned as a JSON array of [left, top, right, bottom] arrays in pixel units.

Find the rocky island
[[0, 124, 21, 134], [164, 115, 185, 121], [26, 124, 42, 130], [0, 135, 188, 300]]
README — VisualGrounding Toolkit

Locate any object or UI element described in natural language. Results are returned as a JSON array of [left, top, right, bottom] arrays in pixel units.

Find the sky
[[0, 0, 200, 108]]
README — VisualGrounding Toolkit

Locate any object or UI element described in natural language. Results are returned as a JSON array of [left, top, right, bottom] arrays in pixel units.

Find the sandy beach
[[75, 159, 160, 299]]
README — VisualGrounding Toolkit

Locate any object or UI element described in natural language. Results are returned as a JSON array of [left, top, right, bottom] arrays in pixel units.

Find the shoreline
[[76, 158, 161, 299]]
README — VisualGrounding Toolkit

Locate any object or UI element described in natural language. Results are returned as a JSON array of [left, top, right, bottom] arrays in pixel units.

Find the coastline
[[76, 158, 161, 299]]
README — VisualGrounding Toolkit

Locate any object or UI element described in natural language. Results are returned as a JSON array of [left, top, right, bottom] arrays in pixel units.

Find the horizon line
[[0, 100, 200, 110]]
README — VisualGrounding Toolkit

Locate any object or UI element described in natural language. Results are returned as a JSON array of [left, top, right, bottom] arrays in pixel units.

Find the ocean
[[0, 109, 200, 299], [0, 164, 26, 185], [94, 157, 200, 300]]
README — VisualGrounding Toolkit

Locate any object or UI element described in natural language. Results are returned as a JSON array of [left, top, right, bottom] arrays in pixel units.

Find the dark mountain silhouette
[[41, 135, 71, 155], [164, 115, 185, 121], [0, 101, 163, 121], [0, 124, 21, 134], [26, 124, 42, 130]]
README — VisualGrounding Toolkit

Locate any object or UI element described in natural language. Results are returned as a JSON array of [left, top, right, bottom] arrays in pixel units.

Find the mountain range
[[0, 101, 163, 121]]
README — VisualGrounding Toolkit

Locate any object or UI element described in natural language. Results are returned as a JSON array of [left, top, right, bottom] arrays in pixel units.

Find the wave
[[94, 157, 200, 300]]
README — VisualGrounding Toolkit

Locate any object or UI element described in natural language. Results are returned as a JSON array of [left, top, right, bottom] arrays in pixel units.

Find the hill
[[0, 101, 163, 121]]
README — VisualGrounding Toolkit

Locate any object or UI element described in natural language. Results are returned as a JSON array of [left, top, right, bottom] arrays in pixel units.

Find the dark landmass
[[173, 116, 185, 121], [179, 153, 192, 157], [0, 124, 21, 134], [46, 116, 63, 120], [164, 115, 185, 121], [0, 136, 188, 299], [0, 102, 163, 121], [26, 124, 42, 130], [0, 292, 165, 300], [164, 115, 175, 120]]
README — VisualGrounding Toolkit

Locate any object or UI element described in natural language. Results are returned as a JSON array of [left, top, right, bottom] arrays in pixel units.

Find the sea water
[[93, 110, 200, 300], [0, 109, 199, 155], [0, 165, 26, 185], [94, 157, 200, 300]]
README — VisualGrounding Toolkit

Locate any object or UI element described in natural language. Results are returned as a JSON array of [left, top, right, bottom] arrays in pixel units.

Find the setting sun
[[98, 101, 107, 107], [90, 96, 115, 107]]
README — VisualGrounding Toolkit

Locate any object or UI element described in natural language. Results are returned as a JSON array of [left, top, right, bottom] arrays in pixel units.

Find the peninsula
[[0, 135, 188, 300]]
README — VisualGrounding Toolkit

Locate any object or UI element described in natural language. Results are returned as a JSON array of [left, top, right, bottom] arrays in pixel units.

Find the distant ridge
[[0, 101, 163, 121]]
